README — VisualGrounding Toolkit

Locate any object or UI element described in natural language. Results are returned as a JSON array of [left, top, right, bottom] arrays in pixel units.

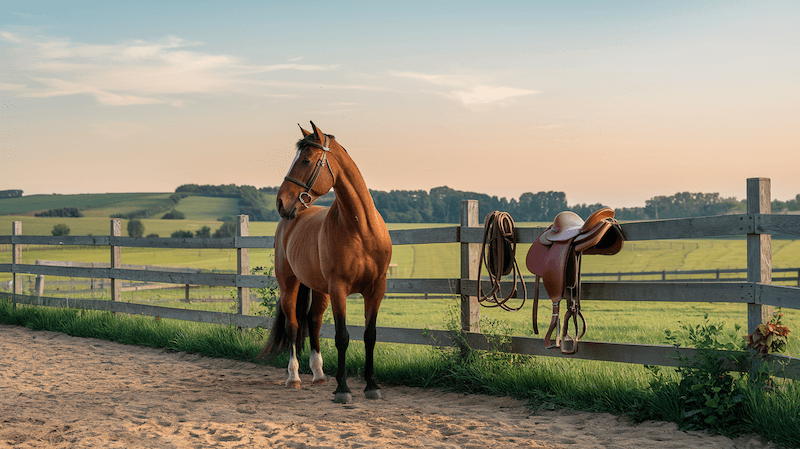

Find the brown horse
[[258, 122, 392, 403]]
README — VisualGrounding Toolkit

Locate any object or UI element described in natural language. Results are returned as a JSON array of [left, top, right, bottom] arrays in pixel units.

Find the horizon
[[1, 1, 798, 208]]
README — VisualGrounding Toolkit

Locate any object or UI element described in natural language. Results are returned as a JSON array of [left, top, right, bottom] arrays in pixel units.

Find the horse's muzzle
[[277, 198, 297, 220]]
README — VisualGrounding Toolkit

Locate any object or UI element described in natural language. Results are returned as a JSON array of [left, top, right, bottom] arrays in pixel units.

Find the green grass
[[173, 196, 242, 221]]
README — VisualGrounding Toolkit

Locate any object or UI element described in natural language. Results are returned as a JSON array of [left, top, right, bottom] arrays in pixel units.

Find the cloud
[[390, 70, 539, 106], [1, 32, 335, 106]]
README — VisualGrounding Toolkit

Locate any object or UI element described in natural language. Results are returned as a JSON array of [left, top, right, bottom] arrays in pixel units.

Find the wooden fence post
[[110, 219, 122, 302], [747, 178, 773, 335], [460, 200, 480, 333], [237, 215, 250, 315], [11, 221, 22, 305]]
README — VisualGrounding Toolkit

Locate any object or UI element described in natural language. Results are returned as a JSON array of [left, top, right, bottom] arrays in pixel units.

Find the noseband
[[284, 135, 336, 209]]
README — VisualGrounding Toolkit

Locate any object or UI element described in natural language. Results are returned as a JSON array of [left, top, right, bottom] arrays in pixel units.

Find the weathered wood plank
[[10, 235, 111, 246], [235, 236, 274, 248], [109, 236, 237, 249], [515, 227, 548, 244], [386, 278, 459, 295], [758, 214, 800, 237], [619, 214, 751, 241], [460, 280, 753, 303], [389, 227, 459, 245], [319, 323, 454, 347], [757, 284, 800, 309], [464, 332, 694, 367], [458, 226, 484, 244], [0, 263, 11, 273], [236, 274, 277, 289]]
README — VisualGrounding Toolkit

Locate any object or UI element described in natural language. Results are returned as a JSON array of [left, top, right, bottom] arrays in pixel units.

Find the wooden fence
[[2, 178, 800, 379]]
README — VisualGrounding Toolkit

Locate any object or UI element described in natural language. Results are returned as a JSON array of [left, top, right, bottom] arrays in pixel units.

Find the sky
[[1, 1, 798, 208]]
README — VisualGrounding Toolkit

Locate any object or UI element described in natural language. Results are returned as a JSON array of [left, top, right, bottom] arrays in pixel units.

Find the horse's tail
[[256, 284, 311, 361]]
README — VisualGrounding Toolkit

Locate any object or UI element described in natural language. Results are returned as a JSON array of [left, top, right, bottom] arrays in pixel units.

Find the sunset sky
[[1, 1, 798, 208]]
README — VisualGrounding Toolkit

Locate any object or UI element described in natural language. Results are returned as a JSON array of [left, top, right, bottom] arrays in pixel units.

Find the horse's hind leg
[[308, 290, 329, 385], [362, 277, 386, 399]]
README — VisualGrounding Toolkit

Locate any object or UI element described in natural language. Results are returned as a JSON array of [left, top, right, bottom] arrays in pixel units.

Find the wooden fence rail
[[2, 178, 800, 379]]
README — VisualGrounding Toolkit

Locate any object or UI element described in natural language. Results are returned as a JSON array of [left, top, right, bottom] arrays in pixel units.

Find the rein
[[476, 211, 527, 311], [284, 135, 336, 208]]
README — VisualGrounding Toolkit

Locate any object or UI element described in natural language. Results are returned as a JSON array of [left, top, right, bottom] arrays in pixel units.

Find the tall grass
[[1, 299, 798, 446]]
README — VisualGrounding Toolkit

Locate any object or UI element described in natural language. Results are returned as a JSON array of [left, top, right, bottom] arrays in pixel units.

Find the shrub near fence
[[2, 178, 800, 378]]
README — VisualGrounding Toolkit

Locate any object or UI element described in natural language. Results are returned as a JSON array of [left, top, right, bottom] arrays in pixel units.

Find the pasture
[[2, 215, 799, 357]]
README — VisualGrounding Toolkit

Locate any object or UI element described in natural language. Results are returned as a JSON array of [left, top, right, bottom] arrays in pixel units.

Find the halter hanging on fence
[[476, 211, 527, 311]]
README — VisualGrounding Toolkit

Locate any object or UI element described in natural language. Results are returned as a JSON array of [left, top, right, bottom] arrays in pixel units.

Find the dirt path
[[0, 324, 773, 448]]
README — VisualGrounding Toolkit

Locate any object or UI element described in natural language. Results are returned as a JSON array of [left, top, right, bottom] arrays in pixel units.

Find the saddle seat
[[526, 208, 624, 354]]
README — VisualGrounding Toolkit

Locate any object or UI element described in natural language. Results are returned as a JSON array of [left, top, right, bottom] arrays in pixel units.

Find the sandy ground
[[0, 324, 777, 448]]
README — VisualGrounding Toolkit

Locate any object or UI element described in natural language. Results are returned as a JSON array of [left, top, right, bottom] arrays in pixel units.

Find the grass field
[[2, 215, 799, 358]]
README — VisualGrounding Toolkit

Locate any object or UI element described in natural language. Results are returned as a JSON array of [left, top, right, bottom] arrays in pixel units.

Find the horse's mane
[[296, 134, 347, 153]]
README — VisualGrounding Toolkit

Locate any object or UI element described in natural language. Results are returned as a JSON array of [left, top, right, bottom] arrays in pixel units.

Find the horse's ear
[[310, 121, 325, 144], [299, 124, 311, 137]]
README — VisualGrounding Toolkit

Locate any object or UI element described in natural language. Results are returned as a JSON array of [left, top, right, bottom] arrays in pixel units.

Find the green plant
[[663, 313, 747, 433], [747, 308, 791, 355], [51, 223, 70, 236], [252, 263, 279, 317]]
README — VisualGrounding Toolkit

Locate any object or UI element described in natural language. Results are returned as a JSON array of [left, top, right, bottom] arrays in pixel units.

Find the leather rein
[[283, 135, 335, 209], [477, 211, 527, 311]]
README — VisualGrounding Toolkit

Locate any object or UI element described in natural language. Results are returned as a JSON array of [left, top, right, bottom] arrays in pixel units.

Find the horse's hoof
[[312, 377, 327, 386], [364, 389, 382, 400], [286, 380, 301, 389], [333, 392, 353, 404]]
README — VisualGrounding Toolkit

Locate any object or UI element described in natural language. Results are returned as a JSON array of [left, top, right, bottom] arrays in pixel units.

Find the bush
[[146, 233, 159, 238], [213, 220, 237, 238], [51, 223, 70, 236], [161, 210, 185, 220], [170, 230, 194, 238], [661, 314, 747, 433], [36, 207, 83, 217], [195, 226, 211, 238], [127, 219, 145, 238]]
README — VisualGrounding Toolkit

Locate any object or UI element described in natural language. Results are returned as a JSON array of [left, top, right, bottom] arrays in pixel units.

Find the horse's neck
[[328, 151, 381, 233]]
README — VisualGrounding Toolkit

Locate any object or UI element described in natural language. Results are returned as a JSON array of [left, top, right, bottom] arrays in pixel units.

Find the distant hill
[[0, 192, 253, 221]]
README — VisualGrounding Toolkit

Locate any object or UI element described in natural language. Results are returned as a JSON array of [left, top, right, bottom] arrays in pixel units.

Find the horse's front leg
[[363, 277, 386, 399], [281, 282, 303, 389], [329, 285, 351, 403], [308, 290, 330, 385]]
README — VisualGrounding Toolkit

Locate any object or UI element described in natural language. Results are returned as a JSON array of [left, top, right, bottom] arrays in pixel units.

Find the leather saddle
[[525, 208, 624, 353]]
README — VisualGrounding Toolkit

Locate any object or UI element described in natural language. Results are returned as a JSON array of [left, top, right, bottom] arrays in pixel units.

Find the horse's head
[[276, 121, 336, 220]]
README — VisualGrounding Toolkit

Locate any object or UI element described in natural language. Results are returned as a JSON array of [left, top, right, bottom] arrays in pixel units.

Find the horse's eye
[[301, 158, 311, 165]]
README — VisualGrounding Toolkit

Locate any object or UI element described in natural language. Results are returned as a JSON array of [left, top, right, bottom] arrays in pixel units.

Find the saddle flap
[[525, 236, 550, 277], [526, 239, 576, 300], [580, 224, 624, 255]]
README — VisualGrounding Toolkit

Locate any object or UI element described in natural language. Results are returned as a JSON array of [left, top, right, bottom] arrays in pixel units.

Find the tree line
[[206, 183, 799, 223], [367, 186, 800, 223]]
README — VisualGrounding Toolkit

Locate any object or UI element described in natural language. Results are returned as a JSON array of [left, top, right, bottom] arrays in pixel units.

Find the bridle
[[284, 134, 336, 209]]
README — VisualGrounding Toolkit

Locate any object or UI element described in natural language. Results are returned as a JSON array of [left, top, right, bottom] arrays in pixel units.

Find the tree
[[127, 219, 145, 238], [213, 220, 237, 238], [171, 230, 194, 238], [51, 224, 70, 236], [195, 226, 211, 238]]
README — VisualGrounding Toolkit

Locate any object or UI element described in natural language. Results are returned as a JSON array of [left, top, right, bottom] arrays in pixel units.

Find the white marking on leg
[[310, 349, 325, 384], [286, 344, 301, 388]]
